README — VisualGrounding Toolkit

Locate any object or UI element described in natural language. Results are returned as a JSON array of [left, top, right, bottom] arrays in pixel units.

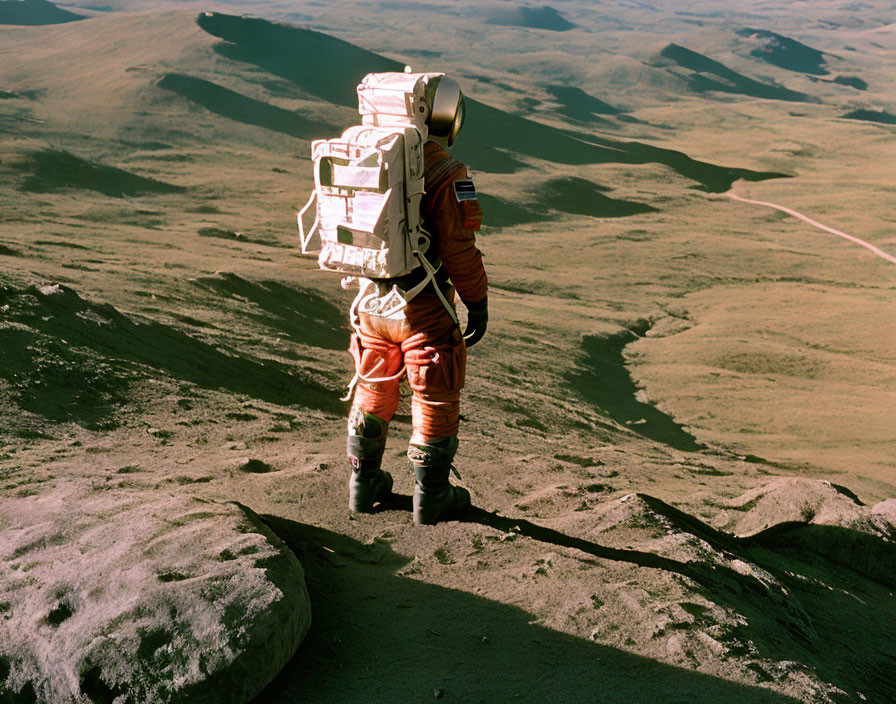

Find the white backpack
[[298, 71, 443, 285], [298, 71, 461, 399]]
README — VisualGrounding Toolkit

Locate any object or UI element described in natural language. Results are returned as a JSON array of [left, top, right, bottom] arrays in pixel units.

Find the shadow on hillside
[[841, 109, 896, 125], [537, 177, 657, 217], [569, 322, 704, 452], [486, 5, 577, 32], [545, 84, 624, 123], [460, 99, 791, 188], [0, 282, 339, 429], [736, 29, 828, 75], [195, 12, 789, 191], [157, 73, 335, 139], [660, 44, 819, 103], [254, 516, 801, 704], [830, 76, 867, 91], [193, 273, 348, 350], [477, 193, 550, 228], [284, 490, 896, 703], [468, 73, 526, 95], [196, 227, 286, 248], [735, 521, 896, 703], [751, 521, 896, 591], [481, 177, 656, 228], [199, 12, 397, 108], [0, 0, 83, 25], [19, 150, 184, 198], [460, 500, 896, 703]]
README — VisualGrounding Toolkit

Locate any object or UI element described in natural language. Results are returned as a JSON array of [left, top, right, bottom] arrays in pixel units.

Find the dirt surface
[[2, 3, 895, 703]]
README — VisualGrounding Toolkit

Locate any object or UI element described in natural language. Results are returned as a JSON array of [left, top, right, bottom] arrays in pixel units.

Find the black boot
[[409, 436, 471, 525], [347, 411, 393, 513]]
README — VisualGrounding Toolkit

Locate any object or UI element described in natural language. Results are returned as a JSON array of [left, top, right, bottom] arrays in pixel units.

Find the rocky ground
[[1, 479, 309, 703]]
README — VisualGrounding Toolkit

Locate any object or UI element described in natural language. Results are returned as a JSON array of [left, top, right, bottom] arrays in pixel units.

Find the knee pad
[[348, 407, 388, 438], [347, 409, 389, 470]]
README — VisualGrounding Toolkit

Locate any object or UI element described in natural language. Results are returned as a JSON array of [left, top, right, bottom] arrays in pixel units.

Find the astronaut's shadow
[[254, 513, 799, 704], [352, 492, 896, 704], [379, 495, 724, 586]]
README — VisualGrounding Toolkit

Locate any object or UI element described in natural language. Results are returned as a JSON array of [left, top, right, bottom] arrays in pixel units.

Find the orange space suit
[[347, 140, 488, 525]]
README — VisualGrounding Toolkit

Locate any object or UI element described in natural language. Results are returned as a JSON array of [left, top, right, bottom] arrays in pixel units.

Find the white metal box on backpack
[[298, 71, 456, 319]]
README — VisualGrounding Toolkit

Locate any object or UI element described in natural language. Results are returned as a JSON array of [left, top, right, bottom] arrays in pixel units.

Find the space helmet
[[426, 75, 465, 147]]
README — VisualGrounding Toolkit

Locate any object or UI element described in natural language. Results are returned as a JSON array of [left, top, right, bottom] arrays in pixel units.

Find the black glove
[[462, 296, 488, 348]]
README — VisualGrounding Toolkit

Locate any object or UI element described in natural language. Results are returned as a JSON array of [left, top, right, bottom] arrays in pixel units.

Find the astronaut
[[346, 76, 488, 525]]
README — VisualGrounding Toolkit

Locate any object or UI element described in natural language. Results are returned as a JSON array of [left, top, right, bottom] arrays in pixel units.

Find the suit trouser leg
[[347, 291, 469, 520], [346, 329, 402, 512], [400, 300, 470, 524]]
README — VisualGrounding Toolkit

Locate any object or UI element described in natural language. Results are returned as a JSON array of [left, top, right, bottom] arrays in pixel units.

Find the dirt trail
[[726, 192, 896, 264]]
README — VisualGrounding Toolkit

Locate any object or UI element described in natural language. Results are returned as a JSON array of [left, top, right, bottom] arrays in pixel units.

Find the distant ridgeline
[[192, 12, 788, 197], [0, 0, 83, 25]]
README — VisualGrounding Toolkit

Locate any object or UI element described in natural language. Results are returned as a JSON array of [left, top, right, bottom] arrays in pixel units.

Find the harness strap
[[297, 191, 319, 253], [413, 244, 459, 326]]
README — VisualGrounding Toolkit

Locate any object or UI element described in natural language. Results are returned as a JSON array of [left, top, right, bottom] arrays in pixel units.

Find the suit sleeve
[[422, 164, 488, 306]]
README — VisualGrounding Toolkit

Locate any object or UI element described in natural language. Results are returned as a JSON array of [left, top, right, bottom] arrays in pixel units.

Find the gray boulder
[[0, 481, 310, 703]]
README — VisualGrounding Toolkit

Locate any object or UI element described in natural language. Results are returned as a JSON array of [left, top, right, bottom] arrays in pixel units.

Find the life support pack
[[298, 71, 444, 285], [298, 70, 462, 400]]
